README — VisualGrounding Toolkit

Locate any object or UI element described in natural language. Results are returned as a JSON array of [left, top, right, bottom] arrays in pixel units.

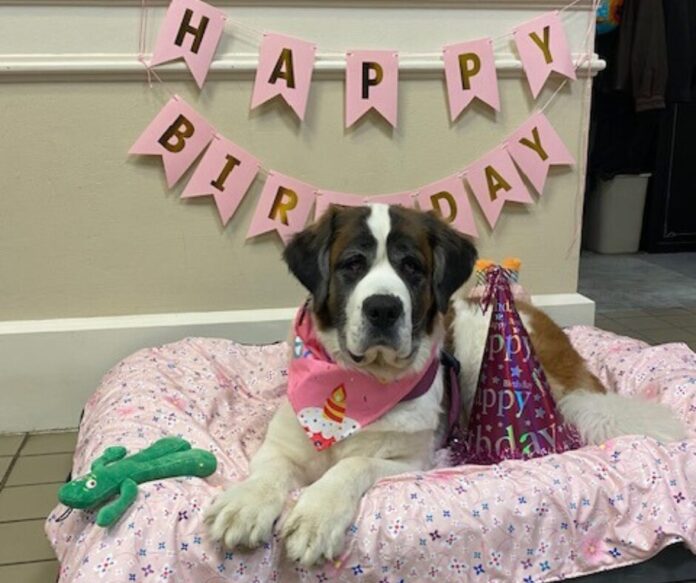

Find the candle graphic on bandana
[[297, 384, 360, 451], [323, 386, 346, 422]]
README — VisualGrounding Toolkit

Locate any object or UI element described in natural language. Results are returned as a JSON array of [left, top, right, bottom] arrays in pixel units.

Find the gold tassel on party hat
[[502, 257, 521, 271], [502, 257, 522, 283]]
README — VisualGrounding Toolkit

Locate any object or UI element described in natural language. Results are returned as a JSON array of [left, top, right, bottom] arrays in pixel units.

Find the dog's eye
[[341, 256, 366, 275], [401, 257, 423, 276]]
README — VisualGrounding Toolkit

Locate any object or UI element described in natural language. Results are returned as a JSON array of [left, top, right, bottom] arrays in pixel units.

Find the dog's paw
[[281, 484, 356, 566], [205, 479, 285, 549]]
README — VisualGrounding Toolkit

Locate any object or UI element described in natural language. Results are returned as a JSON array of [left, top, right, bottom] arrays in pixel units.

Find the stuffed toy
[[58, 436, 217, 527]]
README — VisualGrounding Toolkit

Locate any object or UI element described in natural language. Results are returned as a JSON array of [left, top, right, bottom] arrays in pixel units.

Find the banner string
[[138, 0, 153, 87], [134, 0, 596, 67], [216, 0, 594, 57]]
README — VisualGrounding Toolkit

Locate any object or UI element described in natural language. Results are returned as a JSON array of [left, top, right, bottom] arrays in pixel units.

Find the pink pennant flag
[[506, 112, 575, 194], [513, 11, 576, 99], [346, 50, 399, 128], [247, 172, 316, 244], [149, 0, 226, 89], [443, 38, 500, 120], [251, 33, 316, 120], [417, 175, 479, 238], [181, 136, 260, 225], [314, 190, 363, 220], [465, 147, 534, 229], [129, 96, 215, 188]]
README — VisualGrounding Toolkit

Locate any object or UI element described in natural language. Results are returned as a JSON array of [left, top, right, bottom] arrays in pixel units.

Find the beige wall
[[0, 75, 587, 321]]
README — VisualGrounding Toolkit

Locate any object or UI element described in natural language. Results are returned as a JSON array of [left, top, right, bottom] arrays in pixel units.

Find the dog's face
[[284, 204, 477, 379]]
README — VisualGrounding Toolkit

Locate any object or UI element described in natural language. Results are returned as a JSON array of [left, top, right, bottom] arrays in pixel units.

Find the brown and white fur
[[206, 203, 685, 566]]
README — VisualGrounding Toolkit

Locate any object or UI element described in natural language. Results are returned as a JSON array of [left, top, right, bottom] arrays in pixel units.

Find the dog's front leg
[[206, 401, 314, 549], [282, 456, 416, 566]]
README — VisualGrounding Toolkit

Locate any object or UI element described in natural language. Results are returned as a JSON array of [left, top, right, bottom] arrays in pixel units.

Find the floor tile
[[22, 432, 77, 456], [0, 484, 61, 522], [0, 435, 24, 457], [641, 329, 693, 344], [614, 316, 676, 331], [0, 520, 55, 564], [5, 454, 73, 487], [644, 307, 693, 317], [0, 560, 59, 582], [659, 314, 696, 328], [600, 308, 651, 318], [627, 332, 652, 343], [0, 458, 12, 483], [595, 320, 634, 335]]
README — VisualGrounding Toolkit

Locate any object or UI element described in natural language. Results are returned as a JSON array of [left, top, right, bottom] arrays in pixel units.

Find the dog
[[206, 203, 685, 566]]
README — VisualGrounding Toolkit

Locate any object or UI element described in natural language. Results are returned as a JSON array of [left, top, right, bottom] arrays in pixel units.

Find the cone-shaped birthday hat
[[459, 265, 582, 465]]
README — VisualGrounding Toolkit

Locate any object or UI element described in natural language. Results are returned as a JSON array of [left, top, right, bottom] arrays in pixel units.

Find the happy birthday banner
[[130, 0, 589, 243]]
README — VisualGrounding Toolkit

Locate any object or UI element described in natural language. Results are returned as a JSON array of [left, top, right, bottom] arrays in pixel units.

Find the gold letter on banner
[[529, 26, 553, 64], [269, 48, 296, 88], [157, 114, 195, 153], [210, 154, 241, 191], [519, 126, 549, 161], [269, 187, 298, 225], [362, 62, 384, 99], [458, 53, 481, 90], [430, 191, 458, 223], [174, 9, 210, 55], [484, 166, 512, 201]]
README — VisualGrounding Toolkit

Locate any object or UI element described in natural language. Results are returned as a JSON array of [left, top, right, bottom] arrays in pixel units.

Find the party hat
[[457, 266, 582, 465]]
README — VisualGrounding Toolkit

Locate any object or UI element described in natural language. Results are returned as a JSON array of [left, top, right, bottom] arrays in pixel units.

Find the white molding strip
[[0, 54, 605, 81], [0, 294, 594, 433]]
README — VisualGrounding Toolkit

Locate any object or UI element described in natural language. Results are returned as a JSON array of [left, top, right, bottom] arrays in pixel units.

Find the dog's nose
[[363, 295, 403, 328]]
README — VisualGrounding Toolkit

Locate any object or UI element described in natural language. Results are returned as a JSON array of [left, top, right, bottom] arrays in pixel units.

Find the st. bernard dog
[[206, 203, 685, 565]]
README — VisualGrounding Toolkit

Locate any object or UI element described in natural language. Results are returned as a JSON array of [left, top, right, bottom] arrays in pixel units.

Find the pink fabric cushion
[[46, 327, 696, 582]]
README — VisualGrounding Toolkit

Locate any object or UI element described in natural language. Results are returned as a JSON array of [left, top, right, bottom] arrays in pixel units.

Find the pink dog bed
[[46, 327, 696, 582]]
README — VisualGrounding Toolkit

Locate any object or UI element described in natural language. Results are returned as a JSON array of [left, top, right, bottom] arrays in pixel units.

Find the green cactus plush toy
[[58, 436, 217, 527]]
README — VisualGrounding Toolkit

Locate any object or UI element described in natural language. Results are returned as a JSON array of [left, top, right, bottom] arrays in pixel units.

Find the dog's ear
[[283, 207, 336, 310], [425, 212, 478, 313]]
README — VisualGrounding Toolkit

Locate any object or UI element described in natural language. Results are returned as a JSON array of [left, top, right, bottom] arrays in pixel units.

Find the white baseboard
[[0, 293, 594, 433]]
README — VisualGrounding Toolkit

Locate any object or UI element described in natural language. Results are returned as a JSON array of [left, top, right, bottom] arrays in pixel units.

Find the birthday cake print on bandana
[[295, 384, 360, 451], [456, 265, 583, 465], [287, 303, 438, 451]]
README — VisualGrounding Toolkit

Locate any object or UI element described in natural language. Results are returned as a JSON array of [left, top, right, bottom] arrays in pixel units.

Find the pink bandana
[[288, 304, 439, 451]]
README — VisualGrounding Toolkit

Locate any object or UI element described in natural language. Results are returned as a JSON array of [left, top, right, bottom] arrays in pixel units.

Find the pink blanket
[[46, 327, 696, 582]]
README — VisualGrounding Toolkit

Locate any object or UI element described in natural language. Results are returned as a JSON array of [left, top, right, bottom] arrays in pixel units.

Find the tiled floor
[[579, 251, 696, 311], [580, 251, 696, 350], [0, 431, 77, 582]]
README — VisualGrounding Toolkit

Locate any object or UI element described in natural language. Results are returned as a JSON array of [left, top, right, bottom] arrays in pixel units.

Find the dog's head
[[284, 204, 477, 380]]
